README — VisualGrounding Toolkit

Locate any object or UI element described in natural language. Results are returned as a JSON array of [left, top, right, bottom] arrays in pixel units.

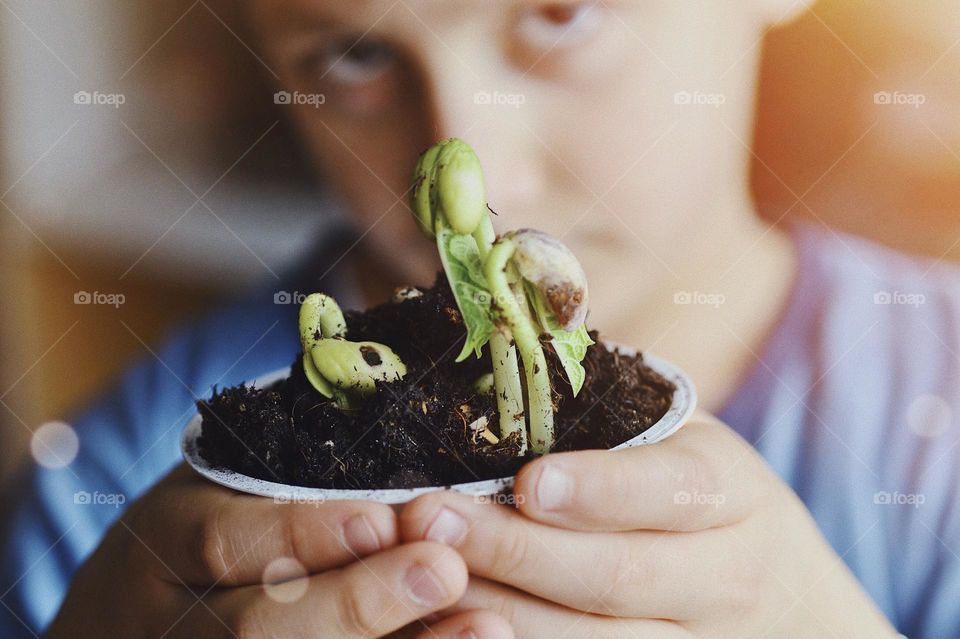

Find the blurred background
[[1, 0, 959, 484]]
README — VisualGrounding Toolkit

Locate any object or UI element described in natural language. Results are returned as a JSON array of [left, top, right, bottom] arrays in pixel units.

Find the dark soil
[[197, 275, 676, 489]]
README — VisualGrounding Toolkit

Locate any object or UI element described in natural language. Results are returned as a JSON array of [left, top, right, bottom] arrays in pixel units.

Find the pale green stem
[[300, 293, 345, 399], [472, 215, 496, 256], [489, 331, 526, 452], [332, 391, 358, 411], [485, 239, 554, 454], [472, 216, 526, 452]]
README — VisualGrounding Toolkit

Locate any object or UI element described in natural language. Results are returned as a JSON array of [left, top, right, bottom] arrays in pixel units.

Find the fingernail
[[455, 630, 479, 639], [424, 507, 467, 546], [342, 514, 380, 555], [405, 563, 448, 607], [536, 463, 572, 511]]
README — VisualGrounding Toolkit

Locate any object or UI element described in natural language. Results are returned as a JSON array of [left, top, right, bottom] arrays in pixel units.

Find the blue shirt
[[2, 224, 958, 637]]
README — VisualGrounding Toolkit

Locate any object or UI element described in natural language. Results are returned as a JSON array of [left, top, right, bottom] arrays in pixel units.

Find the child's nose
[[415, 55, 546, 213]]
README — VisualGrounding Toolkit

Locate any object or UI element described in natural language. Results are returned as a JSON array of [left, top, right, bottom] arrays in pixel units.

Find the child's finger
[[413, 610, 514, 639], [514, 416, 767, 532], [178, 541, 468, 639], [126, 465, 397, 587], [401, 490, 741, 620], [455, 577, 688, 639]]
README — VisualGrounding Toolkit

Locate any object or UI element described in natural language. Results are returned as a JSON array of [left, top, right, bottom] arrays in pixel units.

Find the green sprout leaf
[[309, 339, 407, 395], [547, 324, 593, 397], [527, 284, 594, 396], [411, 143, 442, 238], [303, 354, 335, 399], [434, 139, 487, 235], [436, 224, 496, 361]]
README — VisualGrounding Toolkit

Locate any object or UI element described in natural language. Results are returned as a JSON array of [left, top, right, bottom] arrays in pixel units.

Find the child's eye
[[515, 2, 605, 52], [318, 38, 398, 87]]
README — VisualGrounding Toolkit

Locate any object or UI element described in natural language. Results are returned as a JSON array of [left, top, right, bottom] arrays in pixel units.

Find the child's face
[[252, 1, 793, 325]]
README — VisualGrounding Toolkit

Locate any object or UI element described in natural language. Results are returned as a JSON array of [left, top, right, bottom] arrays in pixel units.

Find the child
[[3, 1, 951, 636]]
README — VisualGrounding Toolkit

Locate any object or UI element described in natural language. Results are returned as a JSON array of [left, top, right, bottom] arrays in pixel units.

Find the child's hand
[[401, 414, 899, 638], [45, 465, 512, 639]]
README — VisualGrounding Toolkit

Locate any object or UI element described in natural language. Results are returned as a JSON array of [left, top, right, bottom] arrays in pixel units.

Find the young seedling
[[485, 229, 592, 453], [299, 293, 346, 396], [411, 139, 527, 451], [411, 140, 594, 454], [298, 293, 407, 410]]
